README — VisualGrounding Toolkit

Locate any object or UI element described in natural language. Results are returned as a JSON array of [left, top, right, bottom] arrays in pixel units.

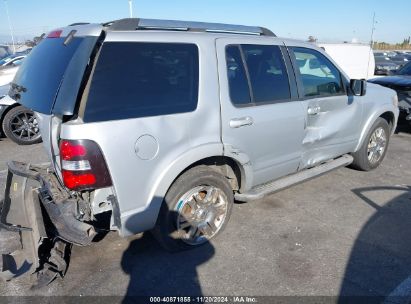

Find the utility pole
[[366, 12, 377, 79], [128, 0, 133, 18], [369, 12, 377, 49], [3, 0, 16, 53]]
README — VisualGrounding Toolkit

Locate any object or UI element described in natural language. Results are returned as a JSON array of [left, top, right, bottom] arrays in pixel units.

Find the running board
[[235, 154, 353, 202]]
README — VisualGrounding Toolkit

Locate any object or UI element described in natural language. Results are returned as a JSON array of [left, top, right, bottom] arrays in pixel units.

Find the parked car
[[0, 84, 8, 98], [0, 55, 25, 87], [388, 54, 409, 66], [394, 51, 411, 60], [0, 19, 399, 285], [0, 94, 42, 144], [369, 61, 411, 122], [0, 54, 26, 67], [0, 45, 11, 60], [0, 65, 21, 86], [374, 54, 399, 75]]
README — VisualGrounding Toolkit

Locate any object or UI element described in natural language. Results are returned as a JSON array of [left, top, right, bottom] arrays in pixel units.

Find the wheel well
[[379, 111, 395, 132], [178, 156, 243, 191]]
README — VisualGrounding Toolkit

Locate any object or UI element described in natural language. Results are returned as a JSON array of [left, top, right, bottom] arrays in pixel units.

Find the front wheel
[[152, 166, 234, 251], [351, 118, 390, 171], [2, 106, 42, 145]]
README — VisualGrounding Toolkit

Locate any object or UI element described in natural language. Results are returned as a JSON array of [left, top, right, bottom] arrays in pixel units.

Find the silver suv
[[0, 19, 399, 284]]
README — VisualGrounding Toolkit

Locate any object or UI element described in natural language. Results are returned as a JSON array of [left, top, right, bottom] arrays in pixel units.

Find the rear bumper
[[0, 161, 96, 281]]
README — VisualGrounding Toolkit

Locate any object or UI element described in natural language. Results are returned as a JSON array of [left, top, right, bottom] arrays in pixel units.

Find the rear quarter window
[[84, 42, 199, 122]]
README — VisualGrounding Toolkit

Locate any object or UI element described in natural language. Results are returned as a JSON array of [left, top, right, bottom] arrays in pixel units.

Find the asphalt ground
[[0, 122, 410, 302]]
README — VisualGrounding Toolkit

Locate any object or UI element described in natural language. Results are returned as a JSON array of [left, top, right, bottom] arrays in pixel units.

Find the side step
[[235, 154, 353, 202]]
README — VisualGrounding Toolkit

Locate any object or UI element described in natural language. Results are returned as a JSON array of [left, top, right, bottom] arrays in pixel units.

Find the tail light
[[59, 139, 112, 191]]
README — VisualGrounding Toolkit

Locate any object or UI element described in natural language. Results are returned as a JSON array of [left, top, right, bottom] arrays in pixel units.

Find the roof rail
[[68, 22, 90, 26], [104, 18, 276, 37]]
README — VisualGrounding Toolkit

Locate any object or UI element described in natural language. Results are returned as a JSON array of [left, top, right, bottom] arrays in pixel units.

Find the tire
[[152, 166, 234, 252], [351, 118, 390, 171], [2, 106, 42, 145]]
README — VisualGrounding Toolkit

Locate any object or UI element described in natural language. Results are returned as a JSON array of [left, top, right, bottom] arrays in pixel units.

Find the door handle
[[229, 116, 254, 128], [307, 106, 321, 115]]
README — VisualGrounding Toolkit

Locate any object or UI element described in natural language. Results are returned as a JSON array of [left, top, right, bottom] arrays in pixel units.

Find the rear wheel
[[351, 118, 390, 171], [152, 166, 234, 251], [2, 106, 42, 145]]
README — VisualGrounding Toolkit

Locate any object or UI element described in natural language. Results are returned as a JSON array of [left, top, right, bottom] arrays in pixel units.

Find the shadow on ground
[[395, 116, 411, 134], [339, 185, 411, 303], [121, 233, 214, 300], [121, 204, 215, 302]]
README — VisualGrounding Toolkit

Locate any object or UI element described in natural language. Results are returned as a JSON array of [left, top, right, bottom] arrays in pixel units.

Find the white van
[[317, 43, 375, 79]]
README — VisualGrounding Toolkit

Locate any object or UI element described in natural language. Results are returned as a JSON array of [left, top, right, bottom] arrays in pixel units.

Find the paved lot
[[0, 124, 410, 301]]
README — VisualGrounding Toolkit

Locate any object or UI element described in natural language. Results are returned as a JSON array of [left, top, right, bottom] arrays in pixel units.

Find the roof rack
[[68, 22, 91, 26], [104, 18, 276, 37]]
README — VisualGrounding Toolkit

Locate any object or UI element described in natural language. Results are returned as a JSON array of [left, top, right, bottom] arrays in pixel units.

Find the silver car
[[0, 19, 398, 285]]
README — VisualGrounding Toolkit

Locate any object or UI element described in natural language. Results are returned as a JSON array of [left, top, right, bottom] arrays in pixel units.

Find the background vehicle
[[374, 53, 399, 75], [0, 84, 8, 98], [388, 54, 409, 66], [369, 61, 411, 123], [0, 55, 25, 87], [0, 45, 11, 60], [318, 43, 375, 79], [0, 54, 26, 67], [0, 65, 20, 86], [0, 94, 41, 145], [0, 19, 399, 285]]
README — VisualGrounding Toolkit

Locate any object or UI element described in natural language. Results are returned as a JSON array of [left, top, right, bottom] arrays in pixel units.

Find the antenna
[[3, 0, 16, 53]]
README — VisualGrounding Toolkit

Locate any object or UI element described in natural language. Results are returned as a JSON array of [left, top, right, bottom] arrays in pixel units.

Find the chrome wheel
[[367, 127, 387, 164], [9, 111, 40, 143], [175, 185, 229, 245]]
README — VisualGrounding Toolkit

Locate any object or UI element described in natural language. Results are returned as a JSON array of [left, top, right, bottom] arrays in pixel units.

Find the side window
[[242, 45, 290, 103], [291, 47, 344, 97], [225, 44, 291, 107], [84, 42, 199, 122], [225, 45, 251, 106]]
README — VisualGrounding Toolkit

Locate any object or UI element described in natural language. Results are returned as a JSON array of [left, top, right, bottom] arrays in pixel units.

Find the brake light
[[59, 139, 112, 191], [47, 30, 63, 38], [60, 141, 86, 160]]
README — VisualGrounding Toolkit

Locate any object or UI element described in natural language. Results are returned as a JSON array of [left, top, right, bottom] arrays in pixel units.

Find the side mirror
[[350, 79, 367, 96]]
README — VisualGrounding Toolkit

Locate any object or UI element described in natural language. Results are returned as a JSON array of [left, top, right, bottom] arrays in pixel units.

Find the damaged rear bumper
[[0, 161, 97, 283]]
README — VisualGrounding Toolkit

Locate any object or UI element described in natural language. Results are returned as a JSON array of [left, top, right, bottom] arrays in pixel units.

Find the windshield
[[9, 36, 98, 115], [397, 62, 411, 75]]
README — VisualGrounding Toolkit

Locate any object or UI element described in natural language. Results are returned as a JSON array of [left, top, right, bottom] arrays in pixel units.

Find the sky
[[0, 0, 409, 44]]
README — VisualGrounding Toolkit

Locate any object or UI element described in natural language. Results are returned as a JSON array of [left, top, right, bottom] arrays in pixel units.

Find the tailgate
[[8, 24, 103, 116]]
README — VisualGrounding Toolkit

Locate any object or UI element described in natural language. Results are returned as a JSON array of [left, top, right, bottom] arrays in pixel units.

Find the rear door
[[286, 45, 363, 168], [216, 38, 305, 187]]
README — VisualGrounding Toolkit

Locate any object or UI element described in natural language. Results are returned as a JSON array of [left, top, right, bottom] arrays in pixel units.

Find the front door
[[286, 46, 363, 168], [216, 38, 305, 188]]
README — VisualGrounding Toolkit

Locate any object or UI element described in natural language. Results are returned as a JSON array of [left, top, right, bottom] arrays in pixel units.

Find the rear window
[[225, 44, 291, 107], [83, 42, 199, 122], [9, 37, 97, 115]]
